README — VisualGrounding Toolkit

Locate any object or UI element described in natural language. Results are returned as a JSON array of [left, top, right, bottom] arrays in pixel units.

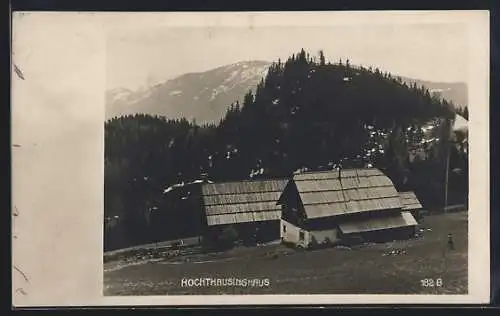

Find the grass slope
[[104, 211, 467, 295]]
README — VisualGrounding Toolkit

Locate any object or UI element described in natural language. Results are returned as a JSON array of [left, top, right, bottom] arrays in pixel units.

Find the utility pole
[[444, 116, 454, 212], [444, 140, 450, 212]]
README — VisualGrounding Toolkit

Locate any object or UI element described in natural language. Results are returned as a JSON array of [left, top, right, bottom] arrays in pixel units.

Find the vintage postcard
[[11, 11, 490, 306]]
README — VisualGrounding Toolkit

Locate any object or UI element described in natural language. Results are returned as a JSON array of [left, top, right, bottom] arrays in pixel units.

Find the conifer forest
[[104, 49, 468, 251]]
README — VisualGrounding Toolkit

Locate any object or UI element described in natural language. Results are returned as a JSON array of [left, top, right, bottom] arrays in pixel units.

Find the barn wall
[[280, 219, 309, 247], [205, 220, 281, 245], [309, 228, 339, 244], [280, 183, 307, 226], [254, 220, 281, 242], [342, 225, 416, 243], [307, 216, 338, 230]]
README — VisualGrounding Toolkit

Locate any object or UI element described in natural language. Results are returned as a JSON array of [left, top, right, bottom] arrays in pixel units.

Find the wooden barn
[[277, 168, 419, 247], [398, 191, 424, 221], [200, 179, 288, 246]]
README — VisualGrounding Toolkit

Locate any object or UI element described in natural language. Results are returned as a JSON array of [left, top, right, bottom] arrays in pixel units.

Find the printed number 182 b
[[420, 278, 443, 287]]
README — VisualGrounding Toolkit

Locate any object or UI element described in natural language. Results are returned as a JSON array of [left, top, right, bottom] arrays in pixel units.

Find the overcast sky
[[106, 23, 469, 91]]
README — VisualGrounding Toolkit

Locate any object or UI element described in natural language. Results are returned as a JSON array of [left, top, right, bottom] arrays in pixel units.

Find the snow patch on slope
[[169, 90, 183, 96], [453, 114, 468, 132], [107, 88, 134, 103]]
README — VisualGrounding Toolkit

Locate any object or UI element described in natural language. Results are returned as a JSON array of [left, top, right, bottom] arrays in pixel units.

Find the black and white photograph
[[103, 15, 472, 296]]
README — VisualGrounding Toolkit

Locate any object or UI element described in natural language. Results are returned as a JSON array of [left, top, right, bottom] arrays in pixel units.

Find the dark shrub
[[217, 225, 239, 249], [171, 240, 183, 250], [324, 237, 333, 246], [308, 236, 319, 249], [339, 236, 364, 247], [281, 240, 296, 249]]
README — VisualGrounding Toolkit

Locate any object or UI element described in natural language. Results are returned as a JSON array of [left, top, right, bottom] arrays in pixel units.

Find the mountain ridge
[[106, 60, 468, 124]]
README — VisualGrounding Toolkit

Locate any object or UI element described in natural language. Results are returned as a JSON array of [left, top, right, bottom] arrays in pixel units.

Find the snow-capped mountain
[[106, 60, 468, 124], [106, 60, 271, 124], [401, 78, 468, 109]]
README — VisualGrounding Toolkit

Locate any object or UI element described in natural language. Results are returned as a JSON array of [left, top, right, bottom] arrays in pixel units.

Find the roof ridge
[[206, 209, 280, 216], [201, 178, 289, 186], [294, 174, 386, 181], [297, 185, 395, 194], [301, 195, 400, 205], [294, 167, 383, 175], [203, 199, 281, 206], [202, 189, 284, 195]]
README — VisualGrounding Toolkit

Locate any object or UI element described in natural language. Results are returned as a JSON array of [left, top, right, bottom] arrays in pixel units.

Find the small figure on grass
[[447, 233, 455, 250]]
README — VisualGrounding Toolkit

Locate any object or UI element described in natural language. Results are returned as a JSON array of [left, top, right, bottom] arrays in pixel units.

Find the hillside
[[106, 61, 467, 124], [106, 61, 271, 124], [105, 49, 468, 251], [399, 78, 467, 109]]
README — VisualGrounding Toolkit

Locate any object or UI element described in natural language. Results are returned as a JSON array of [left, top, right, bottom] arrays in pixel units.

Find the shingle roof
[[201, 179, 288, 226], [291, 168, 402, 219], [399, 191, 423, 210], [294, 168, 385, 181], [206, 210, 281, 226], [338, 211, 418, 234]]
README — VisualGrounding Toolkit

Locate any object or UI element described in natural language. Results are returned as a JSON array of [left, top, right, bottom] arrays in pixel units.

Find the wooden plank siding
[[279, 168, 403, 220], [277, 168, 420, 245], [201, 179, 288, 226]]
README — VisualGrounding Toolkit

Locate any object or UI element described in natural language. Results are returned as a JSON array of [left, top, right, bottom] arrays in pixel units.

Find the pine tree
[[385, 126, 410, 188], [319, 50, 326, 66]]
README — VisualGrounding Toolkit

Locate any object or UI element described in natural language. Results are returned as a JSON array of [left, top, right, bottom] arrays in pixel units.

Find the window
[[283, 225, 287, 233], [299, 231, 305, 241]]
